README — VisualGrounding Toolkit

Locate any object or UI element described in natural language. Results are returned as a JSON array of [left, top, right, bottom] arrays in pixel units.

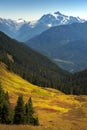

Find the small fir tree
[[33, 113, 39, 126], [1, 101, 10, 124], [25, 97, 34, 124], [25, 97, 39, 125]]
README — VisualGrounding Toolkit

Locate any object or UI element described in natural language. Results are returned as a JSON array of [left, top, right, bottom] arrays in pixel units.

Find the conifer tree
[[0, 83, 39, 125], [0, 83, 10, 124], [1, 101, 10, 124], [13, 95, 24, 124], [33, 113, 39, 126], [25, 97, 34, 124], [25, 97, 39, 125]]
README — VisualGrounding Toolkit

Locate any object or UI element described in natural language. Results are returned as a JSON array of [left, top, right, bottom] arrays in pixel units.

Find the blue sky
[[0, 0, 87, 21]]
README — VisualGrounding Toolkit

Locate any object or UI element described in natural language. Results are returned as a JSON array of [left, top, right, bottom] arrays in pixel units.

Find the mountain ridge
[[0, 11, 86, 41]]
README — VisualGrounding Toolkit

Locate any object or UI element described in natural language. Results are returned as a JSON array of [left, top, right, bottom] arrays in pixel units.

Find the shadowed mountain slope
[[26, 22, 87, 72]]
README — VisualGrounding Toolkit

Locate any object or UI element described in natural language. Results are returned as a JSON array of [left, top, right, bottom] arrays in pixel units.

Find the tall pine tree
[[13, 95, 24, 124], [0, 83, 11, 124], [1, 101, 10, 124]]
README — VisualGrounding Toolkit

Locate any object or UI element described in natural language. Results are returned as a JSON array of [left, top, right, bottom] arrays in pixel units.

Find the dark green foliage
[[13, 96, 39, 125], [1, 101, 10, 124], [72, 70, 87, 95], [25, 100, 33, 124], [25, 97, 39, 125], [0, 85, 39, 125], [13, 95, 24, 124], [33, 116, 39, 126], [0, 83, 11, 124], [61, 70, 87, 95]]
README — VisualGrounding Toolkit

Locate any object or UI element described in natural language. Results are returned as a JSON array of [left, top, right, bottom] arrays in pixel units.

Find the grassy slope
[[0, 62, 87, 130]]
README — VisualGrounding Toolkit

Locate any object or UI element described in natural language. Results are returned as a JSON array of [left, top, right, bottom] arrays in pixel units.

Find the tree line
[[0, 83, 39, 125]]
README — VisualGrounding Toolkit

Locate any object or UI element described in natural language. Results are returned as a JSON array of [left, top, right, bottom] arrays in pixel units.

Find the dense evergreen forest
[[0, 83, 39, 125], [0, 31, 87, 95]]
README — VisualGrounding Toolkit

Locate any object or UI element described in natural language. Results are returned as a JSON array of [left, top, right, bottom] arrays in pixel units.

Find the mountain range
[[0, 11, 87, 72], [26, 22, 87, 72], [0, 11, 86, 42], [0, 10, 87, 130]]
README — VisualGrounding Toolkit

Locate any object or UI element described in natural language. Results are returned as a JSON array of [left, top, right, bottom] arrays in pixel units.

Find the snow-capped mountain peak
[[0, 11, 86, 41], [39, 11, 86, 27], [52, 12, 59, 19], [15, 18, 26, 24], [52, 11, 63, 17]]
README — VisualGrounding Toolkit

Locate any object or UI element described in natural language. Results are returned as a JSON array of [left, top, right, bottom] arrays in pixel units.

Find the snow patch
[[16, 18, 26, 24], [51, 13, 58, 19], [47, 24, 52, 27]]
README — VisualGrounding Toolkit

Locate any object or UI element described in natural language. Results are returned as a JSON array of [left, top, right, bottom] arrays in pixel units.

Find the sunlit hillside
[[0, 62, 87, 130]]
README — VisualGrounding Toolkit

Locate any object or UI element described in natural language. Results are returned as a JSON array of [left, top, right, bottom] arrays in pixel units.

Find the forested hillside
[[0, 31, 70, 94], [0, 31, 87, 95]]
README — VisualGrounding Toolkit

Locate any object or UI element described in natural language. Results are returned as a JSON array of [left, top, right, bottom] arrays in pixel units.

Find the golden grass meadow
[[0, 62, 87, 130]]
